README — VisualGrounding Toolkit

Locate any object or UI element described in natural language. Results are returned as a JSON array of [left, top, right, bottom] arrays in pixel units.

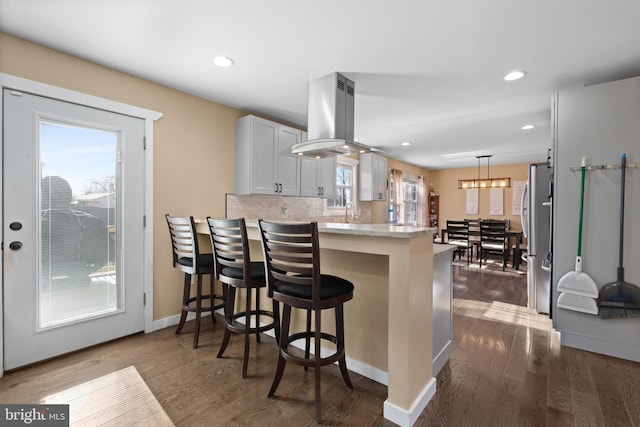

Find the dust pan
[[599, 153, 640, 315], [557, 157, 599, 311], [557, 292, 598, 315]]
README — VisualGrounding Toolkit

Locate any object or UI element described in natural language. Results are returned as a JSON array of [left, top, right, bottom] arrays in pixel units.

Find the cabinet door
[[276, 125, 301, 196], [300, 156, 320, 197], [250, 118, 279, 194], [374, 155, 388, 200], [359, 153, 387, 201], [318, 157, 336, 198]]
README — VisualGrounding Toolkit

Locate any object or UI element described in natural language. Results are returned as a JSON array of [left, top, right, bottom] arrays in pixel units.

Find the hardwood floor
[[1, 266, 639, 426]]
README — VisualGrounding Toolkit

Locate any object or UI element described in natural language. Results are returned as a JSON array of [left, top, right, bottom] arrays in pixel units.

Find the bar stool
[[207, 217, 279, 378], [165, 214, 225, 348], [258, 220, 354, 423]]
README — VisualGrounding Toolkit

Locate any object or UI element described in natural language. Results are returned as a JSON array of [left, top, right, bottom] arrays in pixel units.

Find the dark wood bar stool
[[207, 217, 279, 378], [165, 214, 225, 348], [258, 220, 354, 423]]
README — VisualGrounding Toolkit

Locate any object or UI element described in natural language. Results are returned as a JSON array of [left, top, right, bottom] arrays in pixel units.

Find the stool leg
[[268, 304, 291, 397], [314, 309, 322, 423], [193, 274, 203, 349], [217, 286, 235, 358], [255, 290, 261, 344], [176, 273, 191, 335], [336, 304, 353, 389], [210, 276, 217, 324], [242, 287, 252, 379], [304, 308, 311, 371], [272, 300, 280, 344]]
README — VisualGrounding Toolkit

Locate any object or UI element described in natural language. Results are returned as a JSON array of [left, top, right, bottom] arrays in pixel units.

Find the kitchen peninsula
[[197, 221, 441, 426]]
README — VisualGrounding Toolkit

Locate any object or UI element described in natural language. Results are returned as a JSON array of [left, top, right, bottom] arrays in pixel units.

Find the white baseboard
[[560, 331, 640, 362], [383, 377, 437, 427], [432, 341, 450, 375], [151, 308, 224, 332]]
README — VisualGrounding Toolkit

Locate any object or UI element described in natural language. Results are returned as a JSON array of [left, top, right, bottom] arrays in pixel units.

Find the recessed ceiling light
[[401, 142, 411, 146], [504, 70, 526, 81], [521, 124, 535, 130], [212, 56, 234, 68]]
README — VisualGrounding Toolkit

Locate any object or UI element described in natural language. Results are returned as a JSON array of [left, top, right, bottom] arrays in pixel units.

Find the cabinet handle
[[278, 183, 282, 193], [274, 183, 278, 193], [321, 187, 324, 196]]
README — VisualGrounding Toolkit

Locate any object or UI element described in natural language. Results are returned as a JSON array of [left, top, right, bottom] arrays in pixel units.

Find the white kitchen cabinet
[[300, 156, 336, 198], [359, 152, 387, 201], [235, 115, 301, 196]]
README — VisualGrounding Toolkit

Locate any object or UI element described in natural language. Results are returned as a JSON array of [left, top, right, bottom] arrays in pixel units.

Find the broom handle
[[618, 154, 626, 271], [577, 161, 585, 257]]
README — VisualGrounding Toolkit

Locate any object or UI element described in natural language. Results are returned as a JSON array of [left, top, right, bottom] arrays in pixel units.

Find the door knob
[[9, 222, 22, 231], [9, 241, 23, 251]]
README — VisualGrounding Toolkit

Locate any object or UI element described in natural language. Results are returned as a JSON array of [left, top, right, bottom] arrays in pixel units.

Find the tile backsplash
[[226, 194, 372, 223]]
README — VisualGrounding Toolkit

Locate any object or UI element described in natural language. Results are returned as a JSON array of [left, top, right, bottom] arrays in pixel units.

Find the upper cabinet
[[300, 155, 337, 198], [359, 153, 387, 201], [235, 115, 301, 196]]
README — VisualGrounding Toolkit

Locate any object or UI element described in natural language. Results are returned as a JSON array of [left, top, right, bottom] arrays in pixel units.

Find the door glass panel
[[39, 121, 119, 329]]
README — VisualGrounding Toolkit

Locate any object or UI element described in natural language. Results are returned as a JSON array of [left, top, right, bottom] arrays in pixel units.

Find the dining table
[[441, 225, 524, 269]]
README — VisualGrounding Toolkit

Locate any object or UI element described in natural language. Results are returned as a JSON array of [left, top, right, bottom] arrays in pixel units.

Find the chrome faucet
[[345, 202, 355, 223]]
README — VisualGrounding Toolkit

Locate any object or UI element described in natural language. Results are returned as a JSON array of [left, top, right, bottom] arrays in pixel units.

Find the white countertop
[[314, 222, 436, 238], [197, 219, 436, 239], [433, 243, 457, 257]]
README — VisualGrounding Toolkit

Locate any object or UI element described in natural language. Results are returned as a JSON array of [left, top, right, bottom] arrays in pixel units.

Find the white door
[[3, 89, 145, 370]]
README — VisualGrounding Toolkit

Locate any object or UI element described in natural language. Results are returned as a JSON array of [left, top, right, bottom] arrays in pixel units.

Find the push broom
[[598, 153, 640, 319]]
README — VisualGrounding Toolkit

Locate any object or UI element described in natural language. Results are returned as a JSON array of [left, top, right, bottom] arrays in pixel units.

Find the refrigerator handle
[[521, 181, 529, 239]]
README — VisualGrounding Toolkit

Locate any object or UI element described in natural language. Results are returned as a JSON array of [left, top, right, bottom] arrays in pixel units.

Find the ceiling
[[2, 1, 640, 170]]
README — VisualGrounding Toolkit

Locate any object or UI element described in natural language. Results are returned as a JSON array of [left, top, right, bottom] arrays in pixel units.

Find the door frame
[[0, 73, 162, 375]]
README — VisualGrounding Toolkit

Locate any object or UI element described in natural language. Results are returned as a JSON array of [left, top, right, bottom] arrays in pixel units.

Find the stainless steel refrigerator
[[521, 162, 553, 315]]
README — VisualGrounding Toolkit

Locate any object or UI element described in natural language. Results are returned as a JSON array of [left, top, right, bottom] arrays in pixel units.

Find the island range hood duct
[[291, 72, 374, 158]]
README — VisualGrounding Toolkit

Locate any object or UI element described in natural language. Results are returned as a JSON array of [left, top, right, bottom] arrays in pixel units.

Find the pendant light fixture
[[458, 155, 511, 189]]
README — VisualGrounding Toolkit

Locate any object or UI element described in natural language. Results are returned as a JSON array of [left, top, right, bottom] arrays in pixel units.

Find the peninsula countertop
[[230, 219, 437, 239]]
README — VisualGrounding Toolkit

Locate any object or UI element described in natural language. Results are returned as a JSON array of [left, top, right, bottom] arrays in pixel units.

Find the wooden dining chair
[[258, 220, 354, 423], [207, 217, 279, 378], [465, 218, 481, 260], [165, 214, 225, 348], [479, 220, 509, 271], [446, 220, 472, 265]]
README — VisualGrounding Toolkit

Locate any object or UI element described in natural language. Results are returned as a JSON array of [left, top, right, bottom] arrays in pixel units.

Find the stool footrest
[[182, 294, 225, 312], [280, 331, 345, 367], [226, 309, 278, 334]]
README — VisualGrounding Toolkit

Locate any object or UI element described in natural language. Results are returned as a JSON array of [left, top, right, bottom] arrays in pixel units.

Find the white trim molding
[[383, 377, 437, 427]]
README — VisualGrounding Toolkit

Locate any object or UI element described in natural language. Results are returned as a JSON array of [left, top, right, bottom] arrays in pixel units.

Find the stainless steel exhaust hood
[[291, 72, 374, 158]]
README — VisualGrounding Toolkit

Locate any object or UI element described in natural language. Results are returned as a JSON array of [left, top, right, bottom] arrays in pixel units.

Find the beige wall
[[429, 163, 529, 236], [0, 33, 244, 320]]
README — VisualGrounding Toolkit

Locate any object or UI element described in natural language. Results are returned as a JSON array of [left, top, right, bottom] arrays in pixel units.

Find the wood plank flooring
[[1, 265, 639, 426]]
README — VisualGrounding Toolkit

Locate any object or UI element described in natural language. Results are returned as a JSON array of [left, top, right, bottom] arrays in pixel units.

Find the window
[[325, 156, 358, 214], [403, 176, 418, 225], [389, 172, 418, 225]]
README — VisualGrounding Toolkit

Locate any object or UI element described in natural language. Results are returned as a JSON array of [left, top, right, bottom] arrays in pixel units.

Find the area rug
[[43, 366, 173, 426]]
